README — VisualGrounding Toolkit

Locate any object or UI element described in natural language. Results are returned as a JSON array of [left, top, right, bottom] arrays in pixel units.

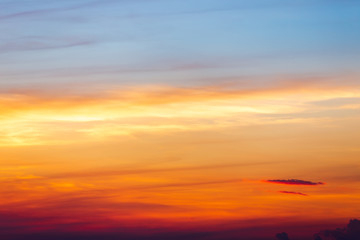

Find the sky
[[0, 0, 360, 239]]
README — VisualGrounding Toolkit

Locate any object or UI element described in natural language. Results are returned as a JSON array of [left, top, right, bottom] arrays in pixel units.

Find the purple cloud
[[279, 191, 308, 196], [265, 179, 324, 186], [317, 219, 360, 240]]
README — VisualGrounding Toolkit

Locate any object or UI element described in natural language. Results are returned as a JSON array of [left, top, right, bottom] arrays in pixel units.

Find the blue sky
[[0, 0, 359, 89]]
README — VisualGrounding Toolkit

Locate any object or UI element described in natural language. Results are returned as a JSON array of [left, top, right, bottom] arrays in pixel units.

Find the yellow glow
[[0, 81, 359, 227], [0, 83, 359, 146]]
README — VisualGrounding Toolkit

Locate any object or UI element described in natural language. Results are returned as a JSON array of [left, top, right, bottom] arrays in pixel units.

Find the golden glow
[[0, 82, 359, 146], [0, 80, 359, 228]]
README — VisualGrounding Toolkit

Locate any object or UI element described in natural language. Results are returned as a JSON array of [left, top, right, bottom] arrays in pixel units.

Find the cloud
[[0, 201, 356, 240], [132, 179, 241, 190], [0, 0, 117, 21], [310, 97, 360, 108], [48, 162, 261, 179], [0, 213, 322, 240], [317, 219, 360, 240], [0, 76, 358, 146], [276, 232, 290, 240], [1, 75, 358, 112], [278, 191, 308, 196], [0, 37, 95, 54], [45, 197, 180, 213], [265, 179, 324, 186], [0, 0, 302, 23]]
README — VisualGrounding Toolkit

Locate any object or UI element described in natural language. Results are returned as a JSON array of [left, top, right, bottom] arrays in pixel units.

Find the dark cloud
[[0, 210, 357, 240], [276, 232, 290, 240], [265, 179, 324, 186], [278, 191, 308, 196], [317, 219, 360, 240], [0, 217, 295, 240], [313, 235, 323, 240]]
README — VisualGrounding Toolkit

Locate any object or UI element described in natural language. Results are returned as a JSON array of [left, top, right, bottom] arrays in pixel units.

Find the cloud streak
[[1, 75, 358, 113], [265, 179, 324, 186], [278, 191, 308, 196], [0, 38, 95, 54], [0, 77, 358, 146], [0, 0, 117, 21], [47, 162, 264, 180]]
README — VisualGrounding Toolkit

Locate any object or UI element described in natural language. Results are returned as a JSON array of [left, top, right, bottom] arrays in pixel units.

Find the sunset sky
[[0, 1, 360, 239]]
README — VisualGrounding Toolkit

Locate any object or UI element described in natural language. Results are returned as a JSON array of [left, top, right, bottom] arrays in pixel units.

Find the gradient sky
[[0, 1, 360, 239]]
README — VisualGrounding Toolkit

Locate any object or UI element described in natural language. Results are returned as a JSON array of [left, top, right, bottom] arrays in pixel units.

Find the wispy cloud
[[48, 162, 263, 180], [132, 179, 241, 190], [309, 97, 360, 109], [0, 0, 117, 21], [1, 75, 358, 110], [0, 78, 358, 146], [278, 191, 308, 196], [264, 179, 324, 186], [0, 37, 95, 54]]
